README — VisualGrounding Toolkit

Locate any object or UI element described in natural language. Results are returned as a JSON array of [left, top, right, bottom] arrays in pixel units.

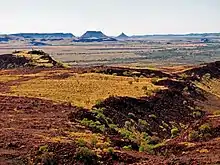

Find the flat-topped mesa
[[80, 31, 107, 39], [73, 31, 117, 42], [11, 33, 75, 39]]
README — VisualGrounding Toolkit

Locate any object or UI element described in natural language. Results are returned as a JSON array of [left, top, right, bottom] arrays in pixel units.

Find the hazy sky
[[0, 0, 219, 36]]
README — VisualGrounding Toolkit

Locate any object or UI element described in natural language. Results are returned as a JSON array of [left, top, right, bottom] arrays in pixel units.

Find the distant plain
[[1, 37, 220, 68]]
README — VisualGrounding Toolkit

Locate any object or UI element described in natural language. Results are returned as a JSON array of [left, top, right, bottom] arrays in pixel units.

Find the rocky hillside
[[0, 50, 66, 69]]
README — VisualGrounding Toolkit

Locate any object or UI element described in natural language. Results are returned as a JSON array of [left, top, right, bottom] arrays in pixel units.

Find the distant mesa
[[116, 32, 129, 39], [11, 33, 75, 39], [81, 31, 107, 39], [73, 31, 117, 42], [0, 37, 10, 42], [0, 35, 18, 42]]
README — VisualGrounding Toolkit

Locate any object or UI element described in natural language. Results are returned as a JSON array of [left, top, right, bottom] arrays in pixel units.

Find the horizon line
[[0, 31, 220, 37]]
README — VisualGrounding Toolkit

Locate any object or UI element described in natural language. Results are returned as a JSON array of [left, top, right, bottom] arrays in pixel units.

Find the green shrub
[[90, 136, 98, 148], [95, 99, 103, 106], [162, 121, 169, 128], [36, 145, 57, 165], [77, 138, 87, 147], [142, 132, 150, 141], [199, 123, 211, 134], [80, 118, 105, 132], [171, 128, 179, 138], [39, 145, 48, 152], [123, 145, 132, 150], [35, 152, 56, 165], [138, 119, 149, 131], [188, 130, 199, 141], [112, 73, 117, 76], [96, 125, 105, 132], [193, 111, 202, 118], [75, 147, 97, 165], [180, 73, 188, 79], [124, 121, 132, 130], [107, 147, 114, 154], [139, 146, 145, 152], [138, 141, 154, 154], [149, 114, 157, 119], [109, 124, 118, 130], [118, 128, 134, 140]]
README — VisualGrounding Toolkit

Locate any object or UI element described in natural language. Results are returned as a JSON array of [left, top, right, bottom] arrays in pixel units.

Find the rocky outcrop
[[0, 50, 66, 69]]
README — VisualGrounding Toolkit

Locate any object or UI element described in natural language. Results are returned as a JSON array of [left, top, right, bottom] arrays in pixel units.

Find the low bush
[[80, 118, 105, 132], [188, 130, 199, 141], [107, 147, 114, 154], [77, 138, 87, 147], [123, 145, 132, 150], [90, 136, 98, 148], [39, 145, 48, 152], [75, 147, 97, 165], [171, 128, 179, 138], [193, 111, 202, 118], [199, 123, 211, 134]]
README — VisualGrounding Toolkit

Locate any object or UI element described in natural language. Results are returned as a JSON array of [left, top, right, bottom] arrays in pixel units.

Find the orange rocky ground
[[0, 63, 219, 164]]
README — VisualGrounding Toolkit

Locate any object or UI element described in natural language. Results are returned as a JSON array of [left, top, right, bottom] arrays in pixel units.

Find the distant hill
[[0, 35, 21, 42], [131, 33, 220, 39], [11, 33, 75, 39], [81, 31, 107, 39], [0, 37, 10, 42], [73, 31, 117, 42], [116, 32, 129, 39]]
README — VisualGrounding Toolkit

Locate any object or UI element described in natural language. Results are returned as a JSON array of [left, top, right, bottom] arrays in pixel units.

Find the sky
[[0, 0, 219, 36]]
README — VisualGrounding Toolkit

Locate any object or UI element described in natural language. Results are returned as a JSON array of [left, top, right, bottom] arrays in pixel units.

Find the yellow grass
[[196, 79, 220, 98], [10, 72, 162, 108], [0, 75, 21, 83]]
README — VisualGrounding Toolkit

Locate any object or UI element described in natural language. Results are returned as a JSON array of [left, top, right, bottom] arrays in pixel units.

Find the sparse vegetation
[[75, 147, 97, 165], [1, 46, 220, 164], [193, 111, 202, 118], [171, 128, 179, 138], [123, 145, 132, 150], [9, 72, 159, 108], [199, 123, 211, 134], [189, 130, 199, 141]]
